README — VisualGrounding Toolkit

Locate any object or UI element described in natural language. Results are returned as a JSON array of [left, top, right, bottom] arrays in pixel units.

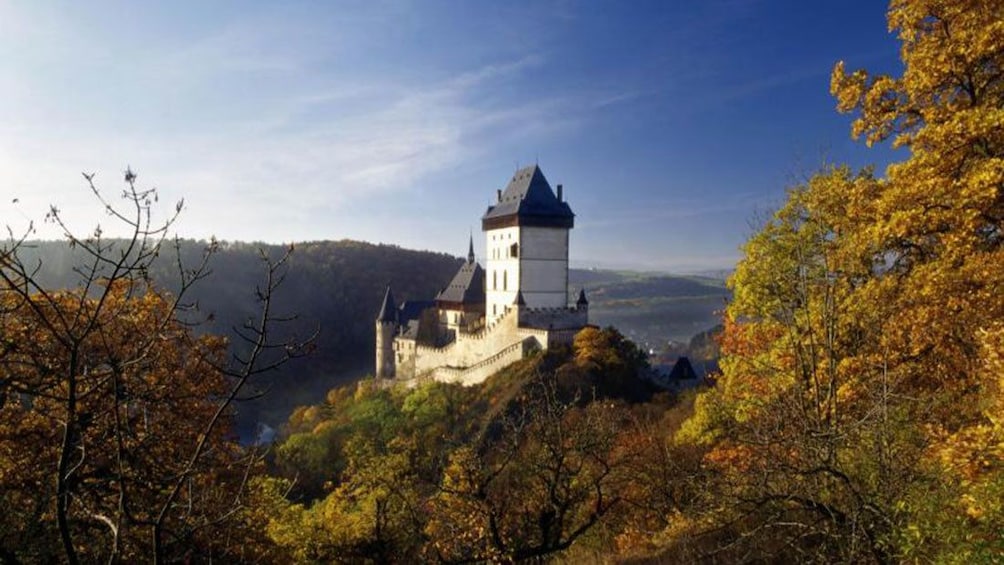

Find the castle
[[375, 165, 589, 385]]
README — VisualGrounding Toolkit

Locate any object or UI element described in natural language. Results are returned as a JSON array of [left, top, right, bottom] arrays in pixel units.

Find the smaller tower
[[576, 288, 589, 323], [435, 236, 486, 333], [375, 286, 397, 378]]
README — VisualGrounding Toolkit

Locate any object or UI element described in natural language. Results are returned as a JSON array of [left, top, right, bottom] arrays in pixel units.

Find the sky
[[0, 0, 904, 272]]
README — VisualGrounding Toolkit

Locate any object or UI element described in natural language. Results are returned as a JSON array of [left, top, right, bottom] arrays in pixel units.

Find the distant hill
[[13, 241, 727, 434], [569, 269, 729, 352], [13, 239, 461, 436]]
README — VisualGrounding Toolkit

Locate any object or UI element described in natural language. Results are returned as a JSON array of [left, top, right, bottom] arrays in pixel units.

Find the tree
[[424, 373, 629, 562], [830, 1, 1003, 559], [676, 168, 913, 563], [676, 1, 1003, 561], [0, 170, 308, 562]]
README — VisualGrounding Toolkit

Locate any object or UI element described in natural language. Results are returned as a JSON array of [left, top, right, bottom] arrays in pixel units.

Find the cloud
[[0, 29, 567, 242]]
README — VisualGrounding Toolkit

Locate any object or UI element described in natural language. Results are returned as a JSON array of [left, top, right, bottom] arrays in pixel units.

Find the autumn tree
[[677, 0, 1003, 561], [830, 0, 1003, 559], [425, 372, 631, 562], [0, 170, 307, 563]]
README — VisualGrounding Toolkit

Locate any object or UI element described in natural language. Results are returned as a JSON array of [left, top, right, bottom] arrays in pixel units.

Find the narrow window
[[510, 242, 518, 258], [493, 270, 497, 290], [503, 270, 507, 291]]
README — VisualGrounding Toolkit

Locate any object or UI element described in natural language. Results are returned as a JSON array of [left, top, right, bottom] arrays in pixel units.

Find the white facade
[[485, 225, 570, 324]]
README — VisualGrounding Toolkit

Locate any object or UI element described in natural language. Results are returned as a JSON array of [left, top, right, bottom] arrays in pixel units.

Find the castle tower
[[482, 165, 574, 324], [375, 286, 397, 378], [434, 235, 486, 333]]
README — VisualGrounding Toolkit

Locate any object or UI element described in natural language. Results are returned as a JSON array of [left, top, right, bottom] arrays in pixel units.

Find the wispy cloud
[[0, 8, 565, 241]]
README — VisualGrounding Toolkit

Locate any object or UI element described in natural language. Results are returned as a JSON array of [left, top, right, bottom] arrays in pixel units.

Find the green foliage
[[675, 0, 1004, 560], [265, 328, 684, 562]]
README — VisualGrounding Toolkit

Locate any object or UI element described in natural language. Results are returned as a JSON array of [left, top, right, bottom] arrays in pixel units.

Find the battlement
[[391, 303, 583, 384], [518, 305, 588, 331]]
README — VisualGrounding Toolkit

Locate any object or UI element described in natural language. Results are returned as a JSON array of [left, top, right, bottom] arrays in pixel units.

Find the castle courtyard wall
[[391, 305, 587, 384]]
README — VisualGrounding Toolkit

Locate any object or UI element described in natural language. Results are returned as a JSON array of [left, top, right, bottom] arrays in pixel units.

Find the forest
[[0, 1, 1001, 562]]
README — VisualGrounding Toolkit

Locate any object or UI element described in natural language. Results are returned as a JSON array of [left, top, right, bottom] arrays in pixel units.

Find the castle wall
[[428, 337, 536, 386], [519, 305, 588, 331], [391, 304, 587, 385], [519, 226, 569, 309], [392, 336, 416, 379], [413, 306, 521, 376]]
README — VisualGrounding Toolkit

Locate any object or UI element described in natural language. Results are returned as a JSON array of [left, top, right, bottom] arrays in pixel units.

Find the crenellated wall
[[391, 303, 586, 385], [518, 305, 587, 331]]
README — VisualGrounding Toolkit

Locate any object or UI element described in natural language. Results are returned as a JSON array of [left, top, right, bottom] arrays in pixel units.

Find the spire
[[467, 232, 475, 264], [514, 290, 526, 306], [377, 285, 397, 323], [576, 288, 589, 307]]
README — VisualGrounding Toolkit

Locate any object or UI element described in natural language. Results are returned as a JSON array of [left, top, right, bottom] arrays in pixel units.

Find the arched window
[[503, 270, 508, 291], [493, 270, 497, 290]]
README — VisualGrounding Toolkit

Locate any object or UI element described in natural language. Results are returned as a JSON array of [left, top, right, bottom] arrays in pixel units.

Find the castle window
[[493, 270, 497, 290], [510, 242, 518, 258], [503, 270, 507, 291]]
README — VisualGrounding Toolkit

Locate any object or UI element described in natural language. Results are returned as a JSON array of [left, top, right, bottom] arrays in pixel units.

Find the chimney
[[556, 184, 563, 202], [497, 189, 502, 202]]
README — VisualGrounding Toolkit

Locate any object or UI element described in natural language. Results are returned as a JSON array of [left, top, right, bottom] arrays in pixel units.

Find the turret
[[576, 288, 589, 321], [375, 286, 397, 378]]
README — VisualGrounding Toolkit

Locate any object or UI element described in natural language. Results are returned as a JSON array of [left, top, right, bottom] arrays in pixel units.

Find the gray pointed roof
[[576, 288, 589, 306], [436, 259, 485, 306], [377, 286, 397, 323], [482, 165, 574, 229]]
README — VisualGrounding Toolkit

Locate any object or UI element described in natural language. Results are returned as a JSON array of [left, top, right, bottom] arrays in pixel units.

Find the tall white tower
[[482, 165, 574, 324]]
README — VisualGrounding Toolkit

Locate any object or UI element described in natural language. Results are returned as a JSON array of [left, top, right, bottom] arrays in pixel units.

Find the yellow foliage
[[681, 0, 1004, 559]]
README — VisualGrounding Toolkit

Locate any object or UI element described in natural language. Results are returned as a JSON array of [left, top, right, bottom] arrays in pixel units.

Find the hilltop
[[13, 239, 724, 434]]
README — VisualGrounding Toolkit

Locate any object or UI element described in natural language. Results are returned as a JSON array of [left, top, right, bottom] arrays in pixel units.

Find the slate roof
[[668, 357, 699, 381], [376, 286, 397, 322], [436, 259, 485, 306], [399, 300, 435, 323], [482, 165, 574, 229]]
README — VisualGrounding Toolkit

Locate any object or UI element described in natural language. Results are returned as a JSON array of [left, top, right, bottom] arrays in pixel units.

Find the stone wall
[[518, 305, 587, 331], [392, 304, 586, 386]]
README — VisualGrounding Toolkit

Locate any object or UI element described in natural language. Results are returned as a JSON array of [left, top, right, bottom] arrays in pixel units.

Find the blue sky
[[0, 1, 902, 271]]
